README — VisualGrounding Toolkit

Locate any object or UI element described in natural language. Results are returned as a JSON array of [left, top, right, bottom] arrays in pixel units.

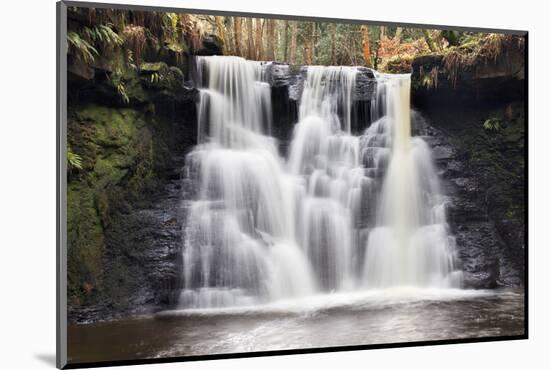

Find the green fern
[[67, 148, 83, 170], [109, 68, 130, 104], [126, 50, 137, 71], [116, 82, 130, 104], [82, 23, 123, 48], [67, 32, 98, 63], [67, 23, 122, 65], [483, 118, 501, 131], [150, 72, 160, 84]]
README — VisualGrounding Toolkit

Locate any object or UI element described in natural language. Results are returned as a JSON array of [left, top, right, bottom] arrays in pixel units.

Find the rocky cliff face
[[409, 42, 526, 288], [66, 41, 215, 322], [412, 108, 524, 289]]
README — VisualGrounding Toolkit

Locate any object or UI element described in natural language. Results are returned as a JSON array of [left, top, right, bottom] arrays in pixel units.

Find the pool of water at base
[[67, 288, 525, 364]]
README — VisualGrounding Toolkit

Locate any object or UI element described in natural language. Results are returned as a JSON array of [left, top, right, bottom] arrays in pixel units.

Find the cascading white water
[[180, 56, 461, 309], [182, 56, 316, 308], [363, 74, 462, 288]]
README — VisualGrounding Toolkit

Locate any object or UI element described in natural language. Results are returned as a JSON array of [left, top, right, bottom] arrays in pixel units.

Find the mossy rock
[[67, 104, 159, 307], [140, 62, 169, 74], [139, 62, 184, 94], [67, 182, 105, 304], [94, 156, 129, 187], [76, 106, 144, 148], [157, 43, 189, 70], [121, 72, 149, 104]]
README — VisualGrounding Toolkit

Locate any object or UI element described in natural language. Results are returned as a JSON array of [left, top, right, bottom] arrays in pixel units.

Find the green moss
[[165, 41, 187, 54], [138, 62, 184, 94], [67, 104, 161, 307], [140, 62, 168, 73], [94, 156, 129, 185], [67, 182, 104, 305], [78, 106, 143, 147]]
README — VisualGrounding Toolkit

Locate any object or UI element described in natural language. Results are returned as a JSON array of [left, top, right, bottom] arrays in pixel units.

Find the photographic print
[[58, 1, 527, 367]]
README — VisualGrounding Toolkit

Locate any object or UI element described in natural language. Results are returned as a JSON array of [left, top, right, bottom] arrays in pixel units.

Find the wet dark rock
[[355, 67, 377, 101], [196, 34, 224, 56], [263, 63, 377, 142], [68, 160, 187, 324], [68, 57, 95, 81], [261, 63, 377, 103], [432, 145, 455, 161], [415, 108, 524, 289], [265, 63, 300, 88], [463, 271, 498, 290]]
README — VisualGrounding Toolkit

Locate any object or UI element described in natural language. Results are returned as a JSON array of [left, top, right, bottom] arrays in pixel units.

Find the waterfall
[[363, 74, 462, 288], [180, 56, 461, 309]]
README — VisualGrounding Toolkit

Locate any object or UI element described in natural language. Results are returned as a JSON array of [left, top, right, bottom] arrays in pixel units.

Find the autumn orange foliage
[[377, 35, 429, 72]]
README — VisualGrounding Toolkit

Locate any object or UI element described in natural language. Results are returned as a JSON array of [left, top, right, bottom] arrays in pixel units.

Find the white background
[[0, 0, 546, 368]]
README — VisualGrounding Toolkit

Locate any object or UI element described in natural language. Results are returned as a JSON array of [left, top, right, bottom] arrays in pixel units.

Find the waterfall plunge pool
[[67, 288, 524, 364]]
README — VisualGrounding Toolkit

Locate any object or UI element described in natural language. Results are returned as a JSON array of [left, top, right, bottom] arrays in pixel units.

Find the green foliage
[[67, 147, 83, 170], [420, 66, 439, 89], [139, 62, 165, 72], [126, 49, 138, 71], [67, 31, 98, 63], [483, 118, 501, 131], [162, 12, 179, 38], [67, 22, 123, 65], [82, 23, 124, 48], [442, 34, 525, 87], [117, 83, 130, 104], [150, 72, 160, 84], [109, 68, 130, 104], [440, 30, 460, 46]]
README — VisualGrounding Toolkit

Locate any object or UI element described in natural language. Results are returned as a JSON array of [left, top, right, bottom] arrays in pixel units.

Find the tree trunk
[[348, 30, 355, 65], [312, 22, 318, 64], [361, 25, 372, 67], [303, 22, 313, 65], [283, 21, 290, 61], [225, 18, 234, 55], [234, 17, 242, 56], [266, 19, 277, 61], [330, 23, 337, 65], [246, 18, 255, 59], [255, 19, 264, 60], [289, 21, 298, 64]]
